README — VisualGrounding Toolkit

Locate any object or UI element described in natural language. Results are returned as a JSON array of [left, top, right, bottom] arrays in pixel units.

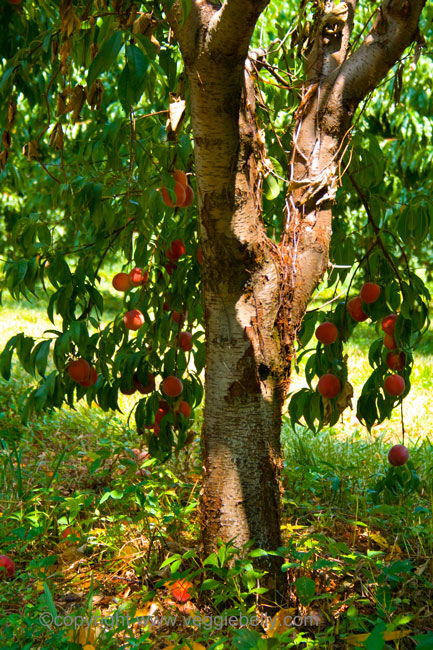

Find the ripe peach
[[0, 554, 15, 576], [164, 262, 177, 276], [79, 366, 98, 387], [167, 239, 186, 261], [162, 376, 183, 397], [154, 407, 168, 425], [172, 310, 186, 324], [360, 282, 381, 304], [317, 373, 341, 399], [67, 359, 91, 383], [163, 300, 170, 312], [315, 322, 338, 345], [197, 246, 203, 265], [179, 331, 192, 351], [175, 400, 192, 418], [347, 297, 368, 322], [179, 185, 194, 208], [168, 578, 193, 602], [8, 0, 22, 5], [386, 351, 405, 371], [388, 444, 409, 466], [120, 385, 136, 395], [123, 309, 144, 331], [382, 313, 398, 335], [172, 169, 188, 187], [133, 372, 155, 394], [61, 527, 79, 547], [384, 374, 405, 396], [112, 272, 132, 292], [0, 554, 15, 578], [161, 182, 186, 207], [383, 334, 397, 350], [159, 399, 170, 412], [129, 267, 148, 287]]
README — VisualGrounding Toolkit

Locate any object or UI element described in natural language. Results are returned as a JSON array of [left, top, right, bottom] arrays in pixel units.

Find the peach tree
[[0, 0, 431, 593]]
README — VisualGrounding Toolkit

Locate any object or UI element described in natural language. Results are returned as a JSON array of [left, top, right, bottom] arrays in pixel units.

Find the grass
[[0, 288, 432, 649]]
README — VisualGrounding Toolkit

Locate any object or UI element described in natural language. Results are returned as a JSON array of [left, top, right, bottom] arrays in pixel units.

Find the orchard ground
[[1, 266, 433, 648]]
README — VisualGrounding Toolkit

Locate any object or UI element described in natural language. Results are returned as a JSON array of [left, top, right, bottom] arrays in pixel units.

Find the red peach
[[161, 182, 186, 207], [179, 331, 192, 351], [112, 272, 132, 291], [123, 309, 144, 331], [129, 267, 148, 287], [162, 376, 183, 397], [384, 374, 405, 396], [175, 400, 192, 418], [383, 334, 397, 350], [179, 185, 194, 208], [0, 555, 15, 578], [315, 322, 338, 345], [133, 372, 155, 394], [347, 296, 368, 322], [388, 444, 409, 466], [360, 282, 381, 304], [386, 351, 405, 371], [172, 169, 188, 187], [382, 313, 398, 335], [317, 373, 341, 399], [67, 359, 91, 383], [79, 366, 98, 387]]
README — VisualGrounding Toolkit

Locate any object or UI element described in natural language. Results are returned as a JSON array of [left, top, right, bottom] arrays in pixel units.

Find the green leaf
[[295, 576, 316, 605], [118, 45, 150, 113], [264, 174, 281, 200], [87, 31, 123, 88]]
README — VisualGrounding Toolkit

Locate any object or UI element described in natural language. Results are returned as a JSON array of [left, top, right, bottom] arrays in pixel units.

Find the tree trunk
[[164, 0, 427, 602]]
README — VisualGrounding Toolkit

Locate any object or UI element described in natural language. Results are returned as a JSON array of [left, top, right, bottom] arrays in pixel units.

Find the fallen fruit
[[384, 374, 405, 396], [112, 272, 132, 292], [162, 376, 183, 397], [61, 527, 79, 547], [360, 282, 381, 304], [388, 444, 409, 466], [168, 578, 193, 602], [347, 296, 368, 322], [123, 309, 144, 331], [317, 373, 341, 399], [315, 322, 338, 345], [0, 554, 15, 578], [67, 359, 91, 383], [382, 313, 398, 335]]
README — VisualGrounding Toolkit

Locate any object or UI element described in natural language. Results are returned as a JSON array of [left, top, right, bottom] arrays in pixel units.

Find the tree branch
[[206, 0, 270, 59], [326, 0, 426, 127]]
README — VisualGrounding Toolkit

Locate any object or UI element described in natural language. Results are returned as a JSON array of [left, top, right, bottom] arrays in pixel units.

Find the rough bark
[[163, 0, 427, 600]]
